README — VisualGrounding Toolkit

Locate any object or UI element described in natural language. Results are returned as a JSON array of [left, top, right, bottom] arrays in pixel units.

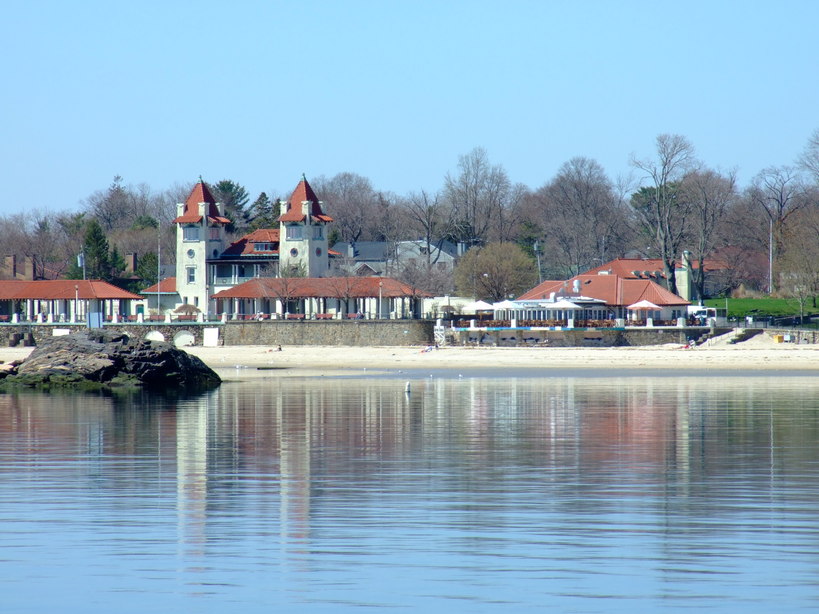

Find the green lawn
[[704, 297, 818, 319]]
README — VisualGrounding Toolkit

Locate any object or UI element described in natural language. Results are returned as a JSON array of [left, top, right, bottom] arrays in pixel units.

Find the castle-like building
[[169, 176, 333, 315]]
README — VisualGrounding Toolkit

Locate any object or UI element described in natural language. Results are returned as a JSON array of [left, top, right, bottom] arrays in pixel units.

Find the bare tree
[[443, 147, 513, 246], [680, 168, 737, 300], [395, 259, 454, 296], [532, 157, 630, 277], [630, 134, 698, 295], [401, 190, 455, 267], [746, 166, 808, 292], [798, 128, 819, 182], [312, 172, 381, 243], [779, 206, 819, 313]]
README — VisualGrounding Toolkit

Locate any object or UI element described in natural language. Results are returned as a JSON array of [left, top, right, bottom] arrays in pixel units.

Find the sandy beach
[[187, 332, 819, 375], [1, 330, 814, 376]]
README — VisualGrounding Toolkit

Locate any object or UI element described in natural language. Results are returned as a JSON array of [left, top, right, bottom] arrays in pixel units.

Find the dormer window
[[253, 242, 274, 252]]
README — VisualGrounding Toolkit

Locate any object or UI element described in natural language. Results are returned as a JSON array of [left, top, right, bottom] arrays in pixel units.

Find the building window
[[254, 242, 273, 252], [313, 226, 323, 239], [194, 296, 199, 307], [209, 227, 220, 240], [186, 267, 196, 284], [286, 225, 302, 240], [183, 226, 200, 241]]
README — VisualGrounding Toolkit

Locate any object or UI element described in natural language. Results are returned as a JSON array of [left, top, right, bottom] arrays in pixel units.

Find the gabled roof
[[172, 180, 231, 225], [519, 273, 688, 308], [0, 280, 142, 300], [332, 241, 391, 261], [141, 277, 177, 295], [212, 276, 429, 300], [278, 176, 333, 223], [221, 228, 281, 257]]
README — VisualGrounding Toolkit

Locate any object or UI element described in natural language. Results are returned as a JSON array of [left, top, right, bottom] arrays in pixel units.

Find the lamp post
[[157, 227, 161, 316], [74, 284, 79, 323]]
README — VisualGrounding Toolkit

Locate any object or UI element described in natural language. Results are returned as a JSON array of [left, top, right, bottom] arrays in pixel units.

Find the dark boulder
[[1, 331, 221, 391]]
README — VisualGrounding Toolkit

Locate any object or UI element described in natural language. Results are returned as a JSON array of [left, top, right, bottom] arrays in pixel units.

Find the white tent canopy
[[463, 300, 494, 311], [492, 299, 519, 309], [548, 299, 582, 310]]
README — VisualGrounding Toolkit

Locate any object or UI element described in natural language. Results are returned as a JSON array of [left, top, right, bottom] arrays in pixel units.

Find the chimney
[[125, 253, 137, 274], [23, 256, 34, 280], [4, 255, 16, 279]]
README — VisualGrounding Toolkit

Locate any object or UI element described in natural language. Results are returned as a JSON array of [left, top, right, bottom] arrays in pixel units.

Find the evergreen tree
[[109, 246, 127, 279], [212, 179, 250, 233], [133, 251, 159, 291], [248, 192, 281, 230], [67, 219, 111, 280]]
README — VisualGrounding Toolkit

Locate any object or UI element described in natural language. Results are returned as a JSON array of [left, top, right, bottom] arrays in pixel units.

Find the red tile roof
[[172, 181, 232, 225], [212, 276, 429, 300], [278, 177, 333, 223], [0, 280, 142, 300], [519, 274, 688, 307], [221, 229, 281, 257], [141, 277, 177, 294]]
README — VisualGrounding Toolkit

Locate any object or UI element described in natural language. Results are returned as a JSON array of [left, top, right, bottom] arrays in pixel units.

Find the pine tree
[[133, 251, 159, 292], [212, 179, 250, 233], [67, 219, 110, 280], [249, 192, 281, 230], [109, 246, 127, 279]]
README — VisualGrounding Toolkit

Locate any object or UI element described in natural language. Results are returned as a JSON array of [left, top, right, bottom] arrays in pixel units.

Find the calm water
[[2, 371, 819, 613]]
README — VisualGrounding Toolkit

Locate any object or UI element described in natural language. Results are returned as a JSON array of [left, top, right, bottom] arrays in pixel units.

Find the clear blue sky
[[3, 0, 817, 215]]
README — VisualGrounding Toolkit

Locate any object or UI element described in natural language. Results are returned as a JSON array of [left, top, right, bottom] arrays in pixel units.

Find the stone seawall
[[5, 322, 818, 348], [1, 320, 435, 348], [453, 327, 731, 347], [221, 320, 435, 346]]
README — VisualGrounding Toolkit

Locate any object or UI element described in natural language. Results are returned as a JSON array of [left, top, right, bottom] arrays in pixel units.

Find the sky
[[3, 0, 818, 216]]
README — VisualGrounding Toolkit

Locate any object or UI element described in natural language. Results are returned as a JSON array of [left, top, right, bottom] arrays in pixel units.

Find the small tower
[[278, 176, 333, 277], [172, 179, 230, 314]]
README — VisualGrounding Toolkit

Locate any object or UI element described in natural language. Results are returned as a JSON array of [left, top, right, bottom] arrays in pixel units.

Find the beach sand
[[0, 331, 815, 376]]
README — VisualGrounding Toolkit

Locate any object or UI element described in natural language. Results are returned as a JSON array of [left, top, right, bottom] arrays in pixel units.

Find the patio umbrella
[[627, 299, 660, 310], [174, 303, 201, 315]]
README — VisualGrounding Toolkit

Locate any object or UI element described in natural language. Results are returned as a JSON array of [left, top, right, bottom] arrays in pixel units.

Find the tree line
[[3, 130, 819, 303]]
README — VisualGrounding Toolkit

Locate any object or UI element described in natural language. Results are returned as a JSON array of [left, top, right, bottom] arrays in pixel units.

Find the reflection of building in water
[[176, 393, 213, 555]]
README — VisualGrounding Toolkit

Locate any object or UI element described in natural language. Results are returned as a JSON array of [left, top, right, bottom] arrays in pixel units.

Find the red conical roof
[[173, 180, 231, 224], [279, 176, 333, 223]]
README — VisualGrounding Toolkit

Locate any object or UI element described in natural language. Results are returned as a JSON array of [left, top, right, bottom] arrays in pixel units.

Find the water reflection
[[1, 375, 819, 612]]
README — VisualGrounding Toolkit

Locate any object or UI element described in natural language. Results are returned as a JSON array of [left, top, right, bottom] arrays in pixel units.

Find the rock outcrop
[[0, 331, 221, 392]]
